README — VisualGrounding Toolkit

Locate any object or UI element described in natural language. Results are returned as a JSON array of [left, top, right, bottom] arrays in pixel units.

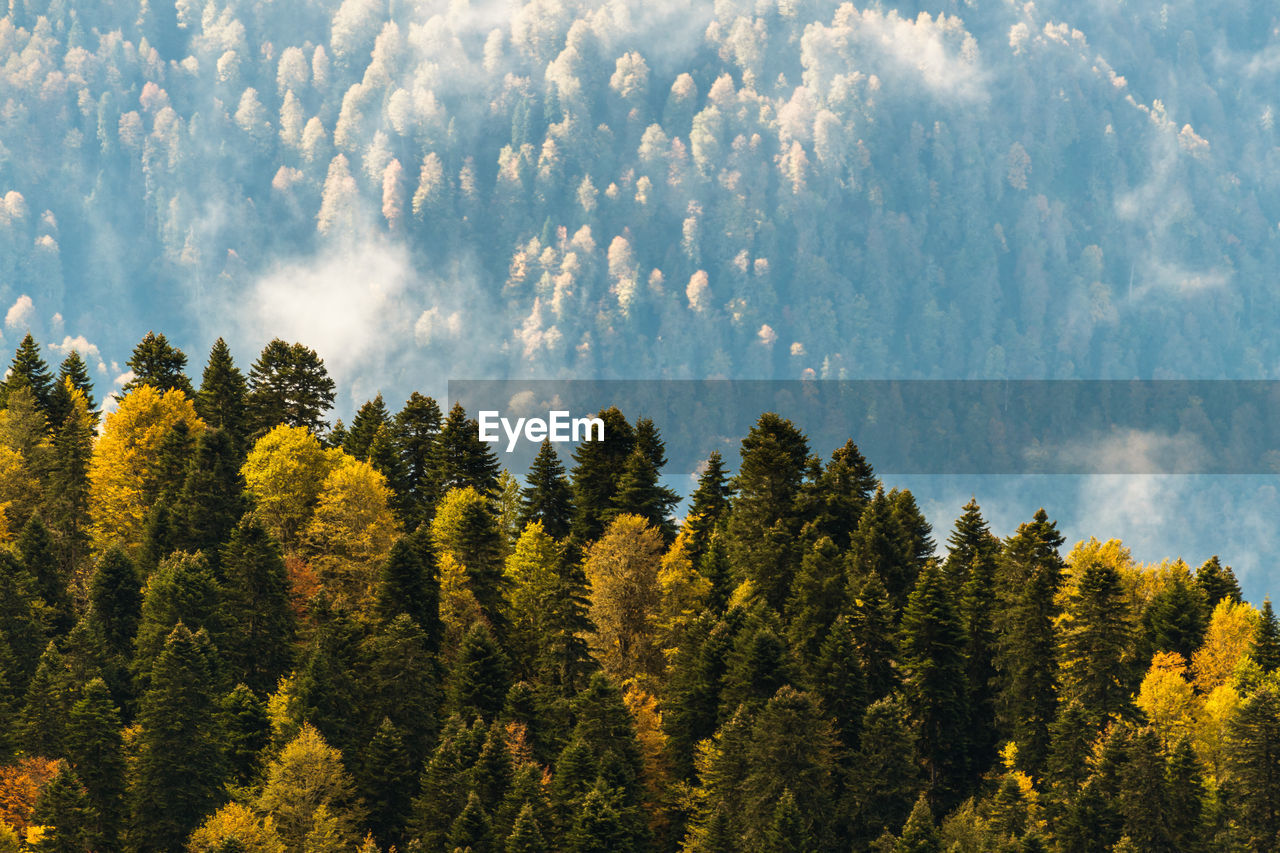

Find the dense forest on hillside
[[0, 0, 1277, 384], [0, 330, 1277, 852]]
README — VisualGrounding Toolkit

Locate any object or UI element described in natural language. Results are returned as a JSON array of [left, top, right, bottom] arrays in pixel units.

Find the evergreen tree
[[664, 614, 734, 779], [176, 428, 247, 561], [608, 444, 678, 540], [19, 640, 75, 757], [48, 350, 96, 428], [1143, 569, 1210, 663], [220, 516, 294, 693], [437, 402, 502, 495], [720, 621, 795, 714], [505, 803, 548, 853], [569, 407, 635, 543], [1194, 555, 1241, 608], [684, 451, 732, 564], [292, 606, 365, 757], [1, 332, 54, 413], [374, 535, 438, 635], [946, 499, 1001, 780], [898, 561, 969, 807], [895, 794, 941, 853], [364, 614, 442, 766], [451, 622, 513, 722], [130, 624, 227, 853], [849, 487, 925, 611], [993, 509, 1065, 778], [813, 614, 867, 756], [132, 550, 227, 690], [814, 440, 879, 551], [409, 716, 475, 850], [850, 696, 922, 843], [148, 421, 195, 507], [31, 764, 97, 853], [345, 394, 390, 460], [848, 568, 899, 701], [369, 423, 412, 519], [245, 339, 336, 437], [19, 515, 72, 634], [65, 677, 125, 850], [1057, 557, 1136, 722], [1117, 727, 1173, 850], [394, 392, 443, 524], [0, 551, 46, 690], [565, 782, 631, 853], [519, 439, 574, 539], [88, 548, 142, 660], [1254, 599, 1280, 673], [361, 717, 415, 849], [45, 382, 94, 581], [195, 338, 248, 445], [1226, 680, 1280, 848], [221, 682, 269, 786], [1165, 737, 1207, 852], [726, 412, 809, 611], [698, 531, 734, 614], [470, 721, 515, 813], [123, 331, 193, 396], [765, 789, 815, 853], [441, 490, 508, 629], [448, 791, 494, 853], [785, 536, 847, 661]]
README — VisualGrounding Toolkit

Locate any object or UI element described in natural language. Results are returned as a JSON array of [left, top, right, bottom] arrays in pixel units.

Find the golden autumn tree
[[656, 530, 711, 660], [1136, 651, 1200, 747], [302, 455, 399, 610], [1192, 598, 1260, 693], [241, 424, 338, 550], [583, 513, 666, 687], [255, 725, 365, 851], [88, 385, 204, 553], [189, 802, 286, 853]]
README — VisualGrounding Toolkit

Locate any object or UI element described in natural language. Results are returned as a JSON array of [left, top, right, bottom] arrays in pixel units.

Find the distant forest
[[0, 330, 1272, 852], [0, 0, 1277, 381]]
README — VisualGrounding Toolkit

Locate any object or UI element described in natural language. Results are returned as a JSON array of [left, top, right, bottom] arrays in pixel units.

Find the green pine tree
[[374, 535, 439, 636], [65, 678, 125, 850], [785, 536, 847, 661], [345, 394, 391, 460], [19, 515, 72, 634], [519, 439, 574, 540], [683, 451, 732, 565], [220, 516, 294, 693], [175, 427, 246, 561], [451, 622, 513, 722], [31, 763, 97, 853], [88, 548, 142, 661], [505, 802, 548, 853], [814, 440, 878, 550], [394, 392, 443, 525], [1057, 557, 1136, 722], [448, 791, 494, 853], [48, 350, 96, 428], [764, 789, 816, 853], [195, 338, 248, 446], [45, 381, 94, 584], [221, 682, 269, 787], [364, 613, 442, 766], [1226, 680, 1280, 848], [1143, 567, 1211, 667], [1, 332, 54, 414], [895, 794, 940, 853], [245, 339, 336, 438], [19, 640, 75, 757], [132, 550, 227, 691], [437, 403, 501, 495], [849, 696, 922, 843], [569, 407, 635, 544], [1254, 599, 1280, 673], [1194, 555, 1241, 608], [123, 331, 193, 396], [361, 717, 415, 849]]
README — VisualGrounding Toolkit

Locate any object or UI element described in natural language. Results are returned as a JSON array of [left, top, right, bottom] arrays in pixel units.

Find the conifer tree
[[130, 624, 227, 853], [1143, 568, 1210, 665], [993, 509, 1065, 777], [898, 561, 969, 806], [45, 382, 94, 580], [435, 488, 508, 629], [814, 440, 878, 550], [364, 613, 442, 766], [566, 782, 631, 853], [123, 331, 193, 396], [785, 536, 847, 660], [848, 568, 899, 700], [369, 423, 411, 519], [569, 407, 635, 543], [664, 614, 734, 779], [132, 550, 227, 689], [195, 338, 248, 445], [221, 682, 269, 787], [245, 339, 336, 438], [220, 516, 294, 693], [66, 678, 126, 847], [0, 551, 46, 690], [684, 450, 732, 564], [1165, 737, 1207, 851], [361, 717, 415, 849], [764, 789, 814, 853], [519, 439, 574, 539], [437, 402, 502, 495], [895, 794, 941, 853], [293, 606, 365, 757], [31, 764, 97, 853], [1, 332, 54, 413], [345, 394, 390, 460], [394, 392, 443, 524], [88, 548, 142, 660], [48, 350, 96, 428], [409, 716, 474, 850], [374, 535, 437, 634], [448, 791, 494, 853], [149, 420, 195, 507], [175, 427, 246, 561], [720, 621, 795, 714], [1058, 557, 1136, 722], [1254, 599, 1280, 672], [1194, 555, 1242, 608], [849, 696, 922, 843], [19, 516, 72, 634], [451, 622, 513, 722], [1226, 680, 1280, 847], [813, 614, 867, 755], [506, 802, 548, 853], [1117, 727, 1173, 850], [19, 640, 74, 757]]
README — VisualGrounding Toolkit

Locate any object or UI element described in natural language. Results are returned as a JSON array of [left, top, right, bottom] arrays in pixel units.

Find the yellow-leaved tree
[[188, 802, 286, 853], [255, 725, 365, 851], [1192, 598, 1260, 693], [88, 385, 204, 553], [1136, 651, 1200, 747], [584, 513, 666, 687], [302, 455, 399, 609], [656, 530, 711, 661], [241, 424, 339, 550]]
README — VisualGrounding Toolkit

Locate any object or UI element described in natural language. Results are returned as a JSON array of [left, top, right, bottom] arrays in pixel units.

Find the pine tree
[[785, 536, 847, 661], [519, 439, 574, 539], [45, 382, 94, 582], [437, 402, 502, 495], [369, 423, 411, 520], [132, 550, 227, 690], [1165, 737, 1207, 851], [19, 640, 75, 757], [505, 802, 548, 853], [361, 717, 415, 849], [220, 516, 294, 693], [848, 568, 899, 701], [569, 407, 635, 543], [1057, 557, 1136, 722], [88, 548, 142, 660], [947, 499, 1001, 781], [19, 515, 72, 634], [566, 782, 631, 853], [895, 794, 940, 853], [438, 489, 508, 630], [292, 607, 365, 757], [850, 696, 922, 843], [409, 716, 473, 850], [123, 331, 193, 396], [130, 624, 227, 852], [31, 763, 97, 853], [813, 614, 867, 756], [720, 621, 795, 714], [451, 622, 513, 722], [608, 445, 678, 540], [684, 451, 732, 565], [0, 551, 47, 690], [898, 561, 969, 807], [148, 420, 195, 507], [448, 791, 494, 853], [1226, 680, 1280, 847], [1194, 556, 1241, 608], [1, 332, 54, 414], [364, 614, 442, 766], [49, 350, 96, 428], [221, 682, 269, 787], [345, 394, 390, 460], [993, 509, 1065, 778], [245, 339, 336, 438], [195, 338, 248, 446], [470, 720, 515, 811], [1117, 727, 1173, 850], [1254, 599, 1280, 672], [814, 440, 878, 550], [394, 392, 443, 524], [175, 428, 246, 561], [65, 678, 124, 849], [374, 535, 438, 635], [1143, 568, 1210, 665], [764, 789, 815, 853]]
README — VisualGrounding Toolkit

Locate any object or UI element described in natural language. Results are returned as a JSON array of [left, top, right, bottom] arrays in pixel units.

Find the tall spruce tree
[[1226, 680, 1280, 848], [220, 516, 295, 693], [608, 444, 678, 540], [245, 339, 336, 438], [993, 509, 1065, 778], [130, 625, 227, 853], [48, 350, 96, 429], [520, 439, 574, 539], [19, 515, 72, 634], [123, 331, 193, 396], [45, 382, 94, 581], [1255, 599, 1280, 673], [1143, 568, 1210, 664], [1057, 557, 1136, 722], [175, 427, 247, 561], [195, 338, 248, 446], [898, 561, 969, 807], [88, 548, 142, 661], [451, 622, 513, 722], [221, 682, 269, 786], [684, 451, 732, 564], [364, 613, 442, 766], [394, 392, 443, 524], [1, 332, 54, 413], [65, 678, 125, 850], [1194, 556, 1241, 608], [345, 394, 390, 460], [436, 402, 502, 495], [569, 407, 635, 543], [31, 764, 97, 853]]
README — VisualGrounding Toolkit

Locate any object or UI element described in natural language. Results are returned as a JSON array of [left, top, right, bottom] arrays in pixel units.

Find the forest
[[0, 329, 1272, 853], [0, 0, 1276, 388]]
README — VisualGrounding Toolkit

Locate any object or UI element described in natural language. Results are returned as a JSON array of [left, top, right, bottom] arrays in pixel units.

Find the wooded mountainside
[[0, 331, 1275, 852]]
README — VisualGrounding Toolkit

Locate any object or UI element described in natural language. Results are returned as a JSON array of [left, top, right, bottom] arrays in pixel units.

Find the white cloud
[[114, 370, 135, 387], [414, 305, 463, 346], [49, 335, 109, 374], [4, 295, 33, 329], [1036, 428, 1209, 475]]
